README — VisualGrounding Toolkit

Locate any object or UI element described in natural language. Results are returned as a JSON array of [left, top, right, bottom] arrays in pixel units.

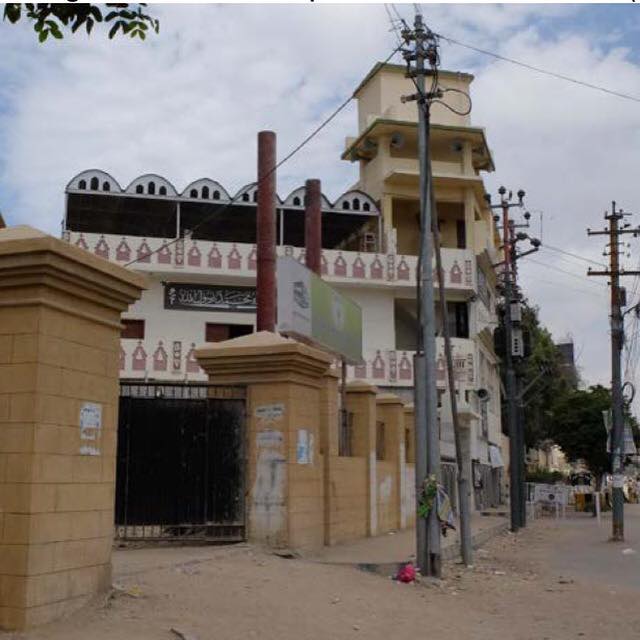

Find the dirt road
[[8, 513, 640, 640]]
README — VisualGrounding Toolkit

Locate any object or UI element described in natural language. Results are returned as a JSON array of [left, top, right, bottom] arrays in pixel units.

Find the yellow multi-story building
[[342, 62, 504, 508]]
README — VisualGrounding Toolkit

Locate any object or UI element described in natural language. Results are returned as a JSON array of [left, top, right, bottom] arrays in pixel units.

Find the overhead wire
[[541, 243, 607, 268], [124, 43, 403, 267], [524, 258, 609, 288], [388, 3, 640, 104], [529, 278, 611, 300], [434, 33, 640, 105]]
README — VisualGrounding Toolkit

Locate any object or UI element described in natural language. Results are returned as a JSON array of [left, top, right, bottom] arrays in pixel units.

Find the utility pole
[[486, 188, 539, 532], [401, 13, 441, 577], [432, 188, 473, 566], [588, 202, 640, 542]]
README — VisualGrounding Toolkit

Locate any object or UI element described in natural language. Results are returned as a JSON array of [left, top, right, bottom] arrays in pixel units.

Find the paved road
[[549, 503, 640, 591]]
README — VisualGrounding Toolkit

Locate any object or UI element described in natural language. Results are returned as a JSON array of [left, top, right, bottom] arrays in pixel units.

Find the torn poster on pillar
[[79, 402, 102, 455], [297, 429, 313, 464], [255, 404, 285, 422]]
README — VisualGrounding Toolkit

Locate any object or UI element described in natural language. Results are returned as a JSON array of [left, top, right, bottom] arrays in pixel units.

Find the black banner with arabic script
[[164, 283, 256, 312]]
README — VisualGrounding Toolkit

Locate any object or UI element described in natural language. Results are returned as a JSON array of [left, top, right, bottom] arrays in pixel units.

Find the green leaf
[[108, 20, 122, 39], [38, 29, 48, 43], [90, 6, 103, 22], [4, 4, 22, 24], [86, 19, 94, 35]]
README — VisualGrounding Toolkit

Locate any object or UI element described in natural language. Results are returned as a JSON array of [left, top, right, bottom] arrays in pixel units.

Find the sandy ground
[[6, 512, 640, 640], [310, 512, 507, 564]]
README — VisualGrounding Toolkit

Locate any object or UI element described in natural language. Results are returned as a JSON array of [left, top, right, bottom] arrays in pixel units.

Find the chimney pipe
[[304, 178, 322, 276], [256, 131, 277, 332]]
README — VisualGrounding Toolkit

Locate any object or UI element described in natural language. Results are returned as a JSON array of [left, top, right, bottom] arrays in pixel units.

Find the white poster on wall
[[79, 402, 102, 456], [297, 429, 310, 464]]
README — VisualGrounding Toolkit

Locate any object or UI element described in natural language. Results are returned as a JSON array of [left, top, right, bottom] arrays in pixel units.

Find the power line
[[435, 33, 640, 104], [386, 4, 640, 104], [524, 258, 609, 288], [541, 243, 607, 268], [531, 278, 608, 300], [125, 44, 402, 267]]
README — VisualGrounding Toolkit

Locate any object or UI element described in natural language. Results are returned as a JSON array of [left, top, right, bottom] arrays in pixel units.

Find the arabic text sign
[[164, 283, 256, 312], [276, 257, 363, 364]]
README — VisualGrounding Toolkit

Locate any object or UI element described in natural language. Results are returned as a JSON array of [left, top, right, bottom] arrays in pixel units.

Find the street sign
[[276, 256, 363, 364]]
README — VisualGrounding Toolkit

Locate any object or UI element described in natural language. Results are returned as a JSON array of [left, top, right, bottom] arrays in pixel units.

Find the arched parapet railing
[[66, 169, 121, 194], [234, 182, 259, 205], [332, 189, 379, 215], [282, 186, 333, 210], [181, 178, 231, 202], [125, 174, 178, 197]]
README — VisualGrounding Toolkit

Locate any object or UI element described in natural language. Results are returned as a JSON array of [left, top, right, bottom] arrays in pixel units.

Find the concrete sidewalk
[[309, 512, 508, 567]]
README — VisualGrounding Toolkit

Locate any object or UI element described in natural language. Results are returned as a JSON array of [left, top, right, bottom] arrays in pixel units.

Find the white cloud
[[1, 4, 640, 397]]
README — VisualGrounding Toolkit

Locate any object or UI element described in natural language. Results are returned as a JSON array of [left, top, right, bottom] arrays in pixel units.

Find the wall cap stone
[[346, 380, 378, 394], [196, 331, 333, 385], [376, 393, 405, 406], [0, 225, 146, 317]]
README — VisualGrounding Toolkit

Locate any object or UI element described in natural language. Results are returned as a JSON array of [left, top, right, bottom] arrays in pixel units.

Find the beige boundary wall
[[0, 226, 145, 630], [196, 331, 419, 551]]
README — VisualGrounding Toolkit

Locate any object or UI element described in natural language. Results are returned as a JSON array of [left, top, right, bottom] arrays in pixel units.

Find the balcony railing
[[119, 337, 476, 389], [349, 341, 475, 389], [65, 231, 476, 292]]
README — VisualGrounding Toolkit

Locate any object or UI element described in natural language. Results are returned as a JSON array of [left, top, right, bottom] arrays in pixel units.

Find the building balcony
[[65, 231, 477, 295], [118, 337, 476, 391]]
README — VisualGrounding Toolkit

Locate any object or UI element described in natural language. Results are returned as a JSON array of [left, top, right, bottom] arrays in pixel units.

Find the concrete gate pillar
[[345, 381, 378, 537], [376, 394, 406, 532], [0, 226, 145, 629], [196, 332, 332, 551]]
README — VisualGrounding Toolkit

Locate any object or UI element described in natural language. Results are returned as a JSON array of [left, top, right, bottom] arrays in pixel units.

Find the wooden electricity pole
[[588, 202, 640, 542]]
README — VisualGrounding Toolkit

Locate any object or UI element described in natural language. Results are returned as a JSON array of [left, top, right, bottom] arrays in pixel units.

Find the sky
[[1, 3, 640, 402]]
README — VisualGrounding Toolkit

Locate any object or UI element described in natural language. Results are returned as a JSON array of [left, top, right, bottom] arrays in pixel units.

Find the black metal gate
[[115, 383, 246, 542]]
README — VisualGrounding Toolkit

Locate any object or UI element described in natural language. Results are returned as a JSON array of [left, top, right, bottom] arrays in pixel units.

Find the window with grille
[[338, 411, 354, 457], [376, 420, 386, 461], [405, 427, 413, 463], [205, 323, 253, 343], [121, 319, 145, 340]]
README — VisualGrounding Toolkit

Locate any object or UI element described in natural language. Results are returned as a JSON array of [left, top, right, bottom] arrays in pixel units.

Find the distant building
[[556, 337, 579, 388]]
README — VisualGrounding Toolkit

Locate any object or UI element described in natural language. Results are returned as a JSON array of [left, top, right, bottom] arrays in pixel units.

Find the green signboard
[[276, 256, 363, 364]]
